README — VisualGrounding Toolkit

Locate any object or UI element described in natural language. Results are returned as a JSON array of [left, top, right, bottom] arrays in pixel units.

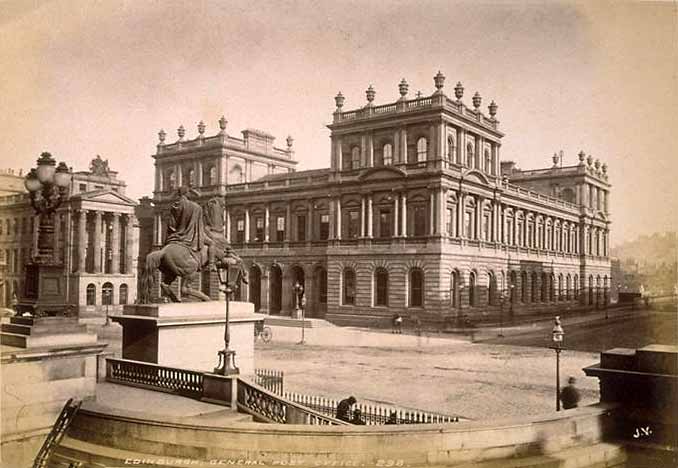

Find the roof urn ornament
[[158, 129, 166, 144], [365, 85, 376, 105], [415, 91, 423, 99], [454, 82, 464, 101], [602, 163, 608, 175], [286, 135, 294, 150], [177, 125, 186, 141], [552, 152, 559, 166], [488, 100, 498, 119], [578, 150, 586, 165], [197, 120, 206, 137], [433, 71, 445, 93], [334, 92, 345, 110], [472, 92, 482, 110], [218, 116, 228, 134], [398, 79, 409, 99], [586, 154, 594, 166], [594, 159, 601, 173]]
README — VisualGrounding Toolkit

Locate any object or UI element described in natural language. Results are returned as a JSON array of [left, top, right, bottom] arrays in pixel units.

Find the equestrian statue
[[138, 186, 247, 303]]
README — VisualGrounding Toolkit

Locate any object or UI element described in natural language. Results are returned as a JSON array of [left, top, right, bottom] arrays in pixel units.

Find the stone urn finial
[[578, 150, 586, 165], [594, 158, 601, 171], [158, 129, 166, 144], [219, 116, 228, 134], [602, 163, 608, 175], [286, 135, 294, 149], [489, 100, 498, 118], [197, 120, 206, 137], [434, 71, 445, 93], [587, 154, 594, 166], [553, 152, 559, 166], [398, 79, 409, 99], [334, 92, 345, 110], [454, 82, 464, 101], [472, 92, 482, 110], [177, 125, 185, 141], [366, 85, 376, 105]]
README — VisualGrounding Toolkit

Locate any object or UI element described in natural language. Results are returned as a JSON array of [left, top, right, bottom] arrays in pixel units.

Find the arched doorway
[[249, 265, 262, 313], [269, 264, 283, 315], [313, 266, 328, 318]]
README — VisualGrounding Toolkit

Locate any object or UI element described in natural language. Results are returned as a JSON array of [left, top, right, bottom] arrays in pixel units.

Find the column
[[360, 196, 366, 237], [438, 122, 446, 161], [225, 208, 231, 242], [336, 198, 342, 239], [244, 207, 250, 243], [428, 124, 435, 161], [394, 196, 399, 237], [400, 128, 408, 164], [367, 134, 374, 167], [476, 197, 483, 240], [111, 213, 120, 274], [478, 136, 485, 171], [306, 201, 313, 240], [393, 130, 400, 164], [429, 190, 435, 235], [176, 164, 182, 187], [197, 161, 204, 186], [604, 191, 609, 213], [264, 205, 270, 242], [360, 134, 367, 167], [78, 209, 87, 272], [328, 198, 335, 239], [125, 214, 139, 276], [457, 192, 465, 238], [367, 194, 373, 238], [457, 128, 465, 165], [53, 211, 61, 261], [495, 144, 501, 177], [401, 193, 407, 237], [93, 211, 102, 273], [437, 187, 446, 236]]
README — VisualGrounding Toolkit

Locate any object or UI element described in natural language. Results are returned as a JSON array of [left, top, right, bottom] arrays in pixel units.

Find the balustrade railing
[[255, 368, 284, 395], [106, 358, 204, 398], [284, 392, 460, 425]]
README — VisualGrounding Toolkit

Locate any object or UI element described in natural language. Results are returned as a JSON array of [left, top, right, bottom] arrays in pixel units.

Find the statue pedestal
[[114, 302, 264, 376]]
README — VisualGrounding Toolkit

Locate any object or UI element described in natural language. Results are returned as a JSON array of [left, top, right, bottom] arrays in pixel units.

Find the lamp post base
[[214, 349, 239, 376], [18, 262, 71, 317]]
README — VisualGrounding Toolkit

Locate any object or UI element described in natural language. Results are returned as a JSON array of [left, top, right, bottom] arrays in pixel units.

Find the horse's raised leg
[[180, 272, 211, 302], [160, 272, 180, 303]]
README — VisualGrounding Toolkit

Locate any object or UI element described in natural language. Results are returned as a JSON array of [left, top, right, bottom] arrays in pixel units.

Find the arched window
[[119, 284, 128, 305], [186, 168, 195, 186], [488, 272, 497, 306], [558, 274, 563, 301], [383, 144, 393, 166], [209, 165, 217, 185], [102, 282, 114, 305], [468, 271, 476, 306], [86, 284, 96, 306], [450, 271, 459, 308], [416, 138, 427, 162], [167, 170, 176, 190], [375, 268, 388, 306], [318, 268, 328, 304], [447, 135, 456, 161], [566, 275, 571, 300], [541, 272, 548, 302], [521, 271, 528, 303], [351, 147, 360, 170], [410, 268, 424, 307], [466, 143, 474, 167], [589, 275, 594, 305], [550, 274, 556, 302], [574, 274, 579, 299], [484, 149, 491, 173], [343, 269, 356, 305]]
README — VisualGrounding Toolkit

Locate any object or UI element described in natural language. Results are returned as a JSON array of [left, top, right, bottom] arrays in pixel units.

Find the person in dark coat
[[560, 376, 581, 409], [350, 408, 366, 425], [385, 411, 398, 425], [336, 396, 356, 422]]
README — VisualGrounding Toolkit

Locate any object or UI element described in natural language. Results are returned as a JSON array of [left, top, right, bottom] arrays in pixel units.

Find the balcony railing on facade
[[332, 93, 499, 132]]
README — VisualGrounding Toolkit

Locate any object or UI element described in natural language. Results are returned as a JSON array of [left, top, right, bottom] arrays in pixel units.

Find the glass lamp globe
[[24, 169, 42, 192], [36, 152, 56, 183], [54, 162, 72, 187]]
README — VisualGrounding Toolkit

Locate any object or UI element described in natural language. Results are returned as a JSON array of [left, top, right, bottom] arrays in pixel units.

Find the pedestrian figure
[[560, 376, 581, 410], [413, 314, 422, 336], [385, 411, 398, 425], [336, 396, 356, 422], [351, 408, 366, 425], [392, 313, 403, 334]]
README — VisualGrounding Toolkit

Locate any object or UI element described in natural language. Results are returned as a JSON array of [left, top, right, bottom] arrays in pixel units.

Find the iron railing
[[255, 368, 284, 395]]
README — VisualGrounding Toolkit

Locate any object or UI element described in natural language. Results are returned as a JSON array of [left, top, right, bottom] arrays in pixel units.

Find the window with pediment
[[351, 147, 360, 170]]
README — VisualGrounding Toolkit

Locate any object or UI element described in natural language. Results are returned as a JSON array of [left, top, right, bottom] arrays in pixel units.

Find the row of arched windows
[[345, 138, 429, 170], [86, 283, 128, 306], [163, 164, 217, 191], [342, 267, 425, 308]]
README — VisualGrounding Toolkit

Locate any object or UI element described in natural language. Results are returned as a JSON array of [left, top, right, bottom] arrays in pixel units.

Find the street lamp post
[[551, 316, 565, 411], [293, 281, 304, 318], [103, 288, 111, 326], [299, 295, 306, 345], [509, 284, 515, 320], [22, 152, 72, 315], [498, 290, 507, 338], [214, 263, 239, 375]]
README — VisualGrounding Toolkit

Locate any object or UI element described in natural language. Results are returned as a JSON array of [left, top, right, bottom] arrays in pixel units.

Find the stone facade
[[142, 73, 612, 325], [0, 156, 140, 316]]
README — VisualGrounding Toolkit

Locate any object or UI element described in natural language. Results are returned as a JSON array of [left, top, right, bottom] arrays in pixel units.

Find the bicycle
[[254, 321, 273, 343]]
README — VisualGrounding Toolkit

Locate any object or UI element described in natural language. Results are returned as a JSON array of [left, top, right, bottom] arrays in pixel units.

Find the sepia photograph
[[0, 1, 676, 467]]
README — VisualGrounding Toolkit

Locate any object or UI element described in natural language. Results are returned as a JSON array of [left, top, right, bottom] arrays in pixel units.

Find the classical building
[[0, 156, 139, 316], [145, 72, 611, 325]]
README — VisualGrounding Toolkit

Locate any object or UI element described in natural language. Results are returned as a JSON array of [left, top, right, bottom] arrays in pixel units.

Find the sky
[[1, 0, 676, 246]]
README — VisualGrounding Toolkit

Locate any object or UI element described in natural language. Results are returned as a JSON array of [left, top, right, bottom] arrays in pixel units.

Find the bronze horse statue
[[138, 193, 246, 303]]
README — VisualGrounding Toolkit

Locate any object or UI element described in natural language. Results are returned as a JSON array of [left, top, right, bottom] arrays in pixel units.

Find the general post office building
[[148, 72, 611, 325]]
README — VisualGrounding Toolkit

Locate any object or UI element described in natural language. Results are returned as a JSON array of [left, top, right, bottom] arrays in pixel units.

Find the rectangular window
[[413, 205, 426, 236], [94, 185, 104, 190], [255, 217, 264, 242], [465, 211, 473, 238], [379, 209, 392, 238], [236, 219, 245, 242], [319, 214, 329, 240], [347, 210, 360, 238], [276, 216, 285, 242], [79, 183, 87, 192], [447, 208, 455, 236], [297, 215, 306, 241], [482, 214, 490, 241]]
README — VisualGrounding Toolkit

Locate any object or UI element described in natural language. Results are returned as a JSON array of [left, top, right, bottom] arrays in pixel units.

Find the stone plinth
[[113, 301, 264, 376], [584, 344, 678, 449]]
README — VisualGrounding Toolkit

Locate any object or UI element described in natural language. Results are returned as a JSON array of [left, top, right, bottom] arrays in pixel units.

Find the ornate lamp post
[[498, 289, 507, 338], [299, 295, 307, 345], [293, 281, 304, 317], [214, 264, 239, 375], [551, 316, 565, 411], [22, 152, 72, 315], [509, 283, 515, 319]]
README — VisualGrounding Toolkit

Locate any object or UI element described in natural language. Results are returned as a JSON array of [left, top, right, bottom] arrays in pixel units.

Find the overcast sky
[[1, 0, 676, 245]]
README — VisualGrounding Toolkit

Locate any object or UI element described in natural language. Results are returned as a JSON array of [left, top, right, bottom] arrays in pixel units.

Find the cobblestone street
[[255, 325, 600, 420]]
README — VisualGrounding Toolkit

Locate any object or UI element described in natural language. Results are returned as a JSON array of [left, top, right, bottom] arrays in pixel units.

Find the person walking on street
[[336, 396, 356, 422], [560, 376, 581, 410], [392, 313, 403, 334]]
